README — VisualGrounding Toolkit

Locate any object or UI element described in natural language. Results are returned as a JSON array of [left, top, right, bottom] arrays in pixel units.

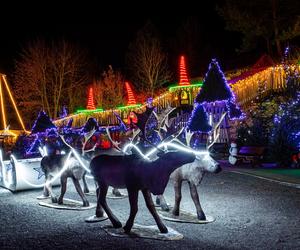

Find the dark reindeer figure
[[90, 151, 195, 233], [41, 129, 96, 206]]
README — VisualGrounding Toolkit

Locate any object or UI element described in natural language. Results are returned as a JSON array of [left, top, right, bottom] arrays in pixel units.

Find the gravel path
[[0, 170, 299, 249]]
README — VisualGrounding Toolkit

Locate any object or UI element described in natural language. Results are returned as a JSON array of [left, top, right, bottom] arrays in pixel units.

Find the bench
[[237, 146, 265, 167]]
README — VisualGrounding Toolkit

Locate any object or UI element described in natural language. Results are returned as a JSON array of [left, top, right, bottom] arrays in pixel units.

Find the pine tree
[[227, 99, 244, 120], [270, 93, 300, 165], [31, 110, 56, 134], [195, 59, 244, 120], [195, 59, 232, 103], [178, 55, 190, 86], [87, 87, 96, 110], [187, 104, 212, 132], [125, 82, 137, 105]]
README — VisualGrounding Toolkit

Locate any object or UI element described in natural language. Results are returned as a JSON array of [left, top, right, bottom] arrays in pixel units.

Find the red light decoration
[[87, 87, 96, 110], [127, 111, 138, 124], [125, 81, 137, 105], [179, 55, 190, 86]]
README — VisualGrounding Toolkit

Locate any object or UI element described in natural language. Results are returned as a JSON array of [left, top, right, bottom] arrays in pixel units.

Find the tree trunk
[[266, 38, 271, 56], [271, 0, 282, 57]]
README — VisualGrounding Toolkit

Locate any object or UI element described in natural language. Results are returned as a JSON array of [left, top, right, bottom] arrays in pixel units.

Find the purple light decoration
[[195, 58, 245, 121], [187, 103, 212, 133], [31, 110, 57, 134], [272, 92, 300, 151], [195, 59, 233, 103], [60, 106, 68, 118], [226, 98, 246, 120]]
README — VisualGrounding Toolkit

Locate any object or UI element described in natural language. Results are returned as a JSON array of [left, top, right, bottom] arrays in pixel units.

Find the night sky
[[0, 2, 259, 77]]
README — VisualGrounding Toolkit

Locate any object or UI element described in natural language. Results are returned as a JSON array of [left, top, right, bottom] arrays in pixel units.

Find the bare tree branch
[[127, 22, 172, 97], [14, 39, 90, 123]]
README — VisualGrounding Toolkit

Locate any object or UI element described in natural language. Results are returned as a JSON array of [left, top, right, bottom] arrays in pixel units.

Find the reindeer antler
[[106, 127, 122, 152], [113, 111, 128, 132], [129, 128, 141, 144], [207, 112, 227, 150], [153, 107, 176, 140], [59, 134, 73, 149], [162, 126, 185, 145], [185, 129, 194, 147], [82, 128, 97, 155]]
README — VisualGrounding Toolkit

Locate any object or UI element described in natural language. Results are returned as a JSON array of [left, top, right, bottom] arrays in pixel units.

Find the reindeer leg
[[99, 183, 122, 228], [112, 187, 122, 197], [95, 187, 104, 217], [172, 179, 182, 216], [157, 195, 170, 212], [142, 189, 168, 234], [45, 175, 57, 203], [72, 177, 89, 207], [155, 195, 161, 205], [82, 173, 89, 193], [188, 182, 206, 220], [58, 174, 67, 205], [43, 180, 49, 198], [123, 188, 139, 233]]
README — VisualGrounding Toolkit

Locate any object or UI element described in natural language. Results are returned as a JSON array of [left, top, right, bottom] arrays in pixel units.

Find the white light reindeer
[[41, 129, 96, 206], [156, 112, 226, 220]]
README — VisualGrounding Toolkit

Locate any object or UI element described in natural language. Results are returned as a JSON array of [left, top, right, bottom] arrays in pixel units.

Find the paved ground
[[0, 169, 300, 250]]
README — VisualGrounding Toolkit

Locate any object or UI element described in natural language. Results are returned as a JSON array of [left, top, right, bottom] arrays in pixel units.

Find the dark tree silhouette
[[126, 22, 172, 97], [217, 0, 300, 56], [195, 59, 233, 103], [31, 110, 56, 134], [187, 104, 212, 132]]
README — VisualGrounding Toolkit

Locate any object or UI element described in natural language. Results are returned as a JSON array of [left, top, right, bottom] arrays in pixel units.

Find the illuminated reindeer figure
[[156, 113, 227, 220], [41, 129, 96, 206], [91, 122, 195, 233]]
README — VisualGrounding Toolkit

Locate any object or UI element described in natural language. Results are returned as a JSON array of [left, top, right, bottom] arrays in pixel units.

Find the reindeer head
[[170, 112, 227, 174]]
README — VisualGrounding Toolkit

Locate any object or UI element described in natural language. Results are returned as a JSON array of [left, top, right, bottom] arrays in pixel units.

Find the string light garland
[[86, 87, 96, 110], [125, 81, 137, 105], [179, 56, 190, 86]]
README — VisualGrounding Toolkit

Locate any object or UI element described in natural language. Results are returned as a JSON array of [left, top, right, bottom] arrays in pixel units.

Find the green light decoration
[[75, 108, 104, 114], [75, 104, 142, 114], [117, 104, 142, 110], [169, 82, 203, 92]]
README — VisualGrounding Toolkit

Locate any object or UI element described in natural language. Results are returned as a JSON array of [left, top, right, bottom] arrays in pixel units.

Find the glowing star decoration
[[87, 87, 96, 110], [125, 81, 137, 105], [33, 167, 45, 179], [179, 56, 190, 86]]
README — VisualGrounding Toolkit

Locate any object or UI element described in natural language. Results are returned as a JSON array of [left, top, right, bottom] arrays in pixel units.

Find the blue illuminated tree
[[31, 110, 56, 134], [195, 59, 244, 120], [196, 59, 232, 103], [187, 104, 212, 132], [270, 93, 300, 165]]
